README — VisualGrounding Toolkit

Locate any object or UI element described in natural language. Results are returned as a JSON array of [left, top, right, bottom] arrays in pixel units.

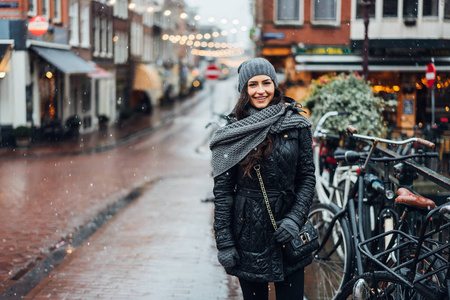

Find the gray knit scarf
[[209, 102, 311, 177]]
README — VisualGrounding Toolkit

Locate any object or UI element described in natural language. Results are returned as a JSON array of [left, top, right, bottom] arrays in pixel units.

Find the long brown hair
[[234, 85, 284, 178]]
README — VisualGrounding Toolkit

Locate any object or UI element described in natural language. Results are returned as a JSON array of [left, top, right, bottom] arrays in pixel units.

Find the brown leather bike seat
[[395, 187, 436, 211]]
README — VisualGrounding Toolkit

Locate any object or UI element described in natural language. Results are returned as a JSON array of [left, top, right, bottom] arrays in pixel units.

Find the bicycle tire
[[304, 202, 353, 300], [334, 271, 441, 300]]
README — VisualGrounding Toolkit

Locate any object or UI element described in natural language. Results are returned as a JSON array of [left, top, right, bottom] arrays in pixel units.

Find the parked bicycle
[[304, 125, 440, 300], [313, 111, 357, 208]]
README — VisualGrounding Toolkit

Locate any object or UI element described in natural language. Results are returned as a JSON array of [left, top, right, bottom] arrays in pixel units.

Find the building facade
[[252, 0, 450, 132], [0, 0, 198, 146]]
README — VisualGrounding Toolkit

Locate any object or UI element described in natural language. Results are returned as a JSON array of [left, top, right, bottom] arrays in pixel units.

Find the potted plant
[[13, 125, 32, 147], [304, 73, 387, 138], [98, 114, 110, 130], [65, 115, 81, 138]]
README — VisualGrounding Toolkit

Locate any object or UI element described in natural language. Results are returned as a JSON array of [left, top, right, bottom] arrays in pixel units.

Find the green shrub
[[98, 115, 110, 123], [305, 73, 387, 137], [13, 126, 31, 138]]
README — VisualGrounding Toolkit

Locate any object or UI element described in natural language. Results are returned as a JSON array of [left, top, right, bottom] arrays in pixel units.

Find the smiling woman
[[209, 57, 316, 300]]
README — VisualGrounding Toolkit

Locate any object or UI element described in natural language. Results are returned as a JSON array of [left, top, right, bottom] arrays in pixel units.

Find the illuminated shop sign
[[296, 47, 352, 55]]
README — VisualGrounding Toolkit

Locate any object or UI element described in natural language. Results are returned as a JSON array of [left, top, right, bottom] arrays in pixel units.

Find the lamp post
[[361, 0, 372, 80]]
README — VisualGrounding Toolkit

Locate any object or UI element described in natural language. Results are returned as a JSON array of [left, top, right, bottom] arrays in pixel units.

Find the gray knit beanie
[[237, 58, 278, 93]]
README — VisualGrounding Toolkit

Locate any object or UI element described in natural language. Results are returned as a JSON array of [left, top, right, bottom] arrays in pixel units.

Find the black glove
[[217, 247, 239, 268], [274, 218, 299, 243]]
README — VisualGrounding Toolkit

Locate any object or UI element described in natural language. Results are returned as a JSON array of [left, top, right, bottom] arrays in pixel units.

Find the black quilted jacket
[[213, 125, 316, 282]]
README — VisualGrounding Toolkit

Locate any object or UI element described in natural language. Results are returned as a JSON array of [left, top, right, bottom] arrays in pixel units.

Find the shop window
[[356, 0, 375, 19], [383, 0, 398, 17], [83, 116, 91, 129], [312, 0, 340, 26], [423, 0, 438, 17], [82, 79, 91, 113], [275, 0, 304, 25]]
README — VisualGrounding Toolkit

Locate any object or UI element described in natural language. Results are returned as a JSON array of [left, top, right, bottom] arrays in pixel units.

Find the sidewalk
[[0, 91, 206, 158]]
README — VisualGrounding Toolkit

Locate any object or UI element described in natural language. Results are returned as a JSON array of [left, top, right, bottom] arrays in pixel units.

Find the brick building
[[252, 0, 450, 133]]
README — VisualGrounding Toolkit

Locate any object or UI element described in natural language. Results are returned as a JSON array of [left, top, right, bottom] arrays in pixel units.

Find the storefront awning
[[31, 46, 96, 74], [295, 55, 450, 72], [133, 64, 162, 91], [87, 65, 113, 79]]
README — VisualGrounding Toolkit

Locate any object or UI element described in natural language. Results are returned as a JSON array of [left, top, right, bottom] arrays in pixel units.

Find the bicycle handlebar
[[346, 125, 435, 149], [334, 150, 439, 164], [313, 111, 351, 138]]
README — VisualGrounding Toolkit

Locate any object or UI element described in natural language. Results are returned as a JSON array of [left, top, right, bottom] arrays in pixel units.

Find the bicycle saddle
[[395, 187, 436, 212]]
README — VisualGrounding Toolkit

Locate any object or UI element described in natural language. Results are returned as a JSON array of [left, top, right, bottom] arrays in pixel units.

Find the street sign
[[204, 64, 221, 80], [426, 63, 436, 88], [28, 15, 49, 36]]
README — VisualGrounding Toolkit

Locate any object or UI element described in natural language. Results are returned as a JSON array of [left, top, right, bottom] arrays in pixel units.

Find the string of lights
[[123, 1, 250, 57]]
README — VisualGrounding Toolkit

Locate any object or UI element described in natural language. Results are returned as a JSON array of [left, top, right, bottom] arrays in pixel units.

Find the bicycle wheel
[[335, 271, 441, 300], [304, 202, 353, 300]]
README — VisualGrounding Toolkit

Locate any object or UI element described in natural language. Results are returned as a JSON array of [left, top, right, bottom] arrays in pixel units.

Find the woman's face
[[247, 75, 275, 110]]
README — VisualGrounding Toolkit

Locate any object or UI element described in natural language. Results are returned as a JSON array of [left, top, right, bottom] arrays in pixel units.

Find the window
[[94, 17, 100, 55], [403, 0, 418, 18], [101, 18, 108, 55], [113, 0, 128, 19], [312, 0, 339, 25], [28, 0, 37, 16], [130, 21, 143, 56], [423, 0, 438, 17], [107, 19, 113, 57], [356, 1, 375, 19], [445, 0, 450, 19], [53, 0, 62, 22], [275, 0, 303, 25], [42, 0, 50, 19], [383, 0, 398, 17], [114, 31, 128, 64], [143, 11, 154, 27], [143, 34, 151, 62], [69, 2, 79, 46], [80, 4, 90, 47]]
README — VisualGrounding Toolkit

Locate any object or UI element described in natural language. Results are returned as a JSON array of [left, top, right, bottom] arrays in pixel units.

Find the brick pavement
[[24, 176, 242, 299]]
